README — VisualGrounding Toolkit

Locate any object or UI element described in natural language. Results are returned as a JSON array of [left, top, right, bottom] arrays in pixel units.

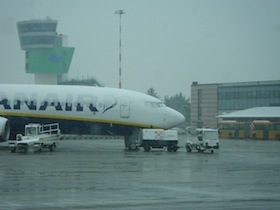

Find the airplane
[[0, 84, 185, 150]]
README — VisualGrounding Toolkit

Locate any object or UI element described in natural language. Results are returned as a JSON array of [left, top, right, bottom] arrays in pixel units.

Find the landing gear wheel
[[167, 145, 178, 152], [128, 144, 138, 151], [144, 145, 151, 152], [124, 135, 139, 151], [167, 146, 172, 152], [186, 144, 192, 152]]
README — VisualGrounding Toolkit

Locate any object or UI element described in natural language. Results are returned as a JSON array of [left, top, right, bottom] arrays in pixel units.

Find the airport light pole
[[115, 9, 125, 89]]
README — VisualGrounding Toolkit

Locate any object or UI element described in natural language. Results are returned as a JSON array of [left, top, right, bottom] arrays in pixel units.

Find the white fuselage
[[0, 84, 185, 137]]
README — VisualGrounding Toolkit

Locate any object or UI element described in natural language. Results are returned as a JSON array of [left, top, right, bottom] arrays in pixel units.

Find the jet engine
[[0, 117, 10, 141]]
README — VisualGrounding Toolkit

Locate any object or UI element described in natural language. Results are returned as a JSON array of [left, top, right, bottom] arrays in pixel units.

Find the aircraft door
[[120, 96, 130, 118]]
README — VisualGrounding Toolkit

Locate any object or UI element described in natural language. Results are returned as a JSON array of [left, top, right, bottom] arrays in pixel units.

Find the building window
[[198, 89, 202, 120], [218, 84, 280, 111]]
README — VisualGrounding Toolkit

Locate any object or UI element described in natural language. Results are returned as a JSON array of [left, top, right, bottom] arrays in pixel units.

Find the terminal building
[[17, 19, 75, 84], [190, 80, 280, 136]]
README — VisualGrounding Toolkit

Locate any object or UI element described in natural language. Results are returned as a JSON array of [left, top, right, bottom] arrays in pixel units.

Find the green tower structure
[[17, 19, 75, 84]]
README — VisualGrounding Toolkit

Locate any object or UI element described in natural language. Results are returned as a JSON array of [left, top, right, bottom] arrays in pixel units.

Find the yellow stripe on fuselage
[[0, 112, 163, 129]]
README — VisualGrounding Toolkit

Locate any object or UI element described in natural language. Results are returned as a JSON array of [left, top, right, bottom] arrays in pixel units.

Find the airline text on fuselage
[[0, 92, 118, 113]]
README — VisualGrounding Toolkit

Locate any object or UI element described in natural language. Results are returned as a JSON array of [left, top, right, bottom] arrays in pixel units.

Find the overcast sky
[[0, 0, 280, 98]]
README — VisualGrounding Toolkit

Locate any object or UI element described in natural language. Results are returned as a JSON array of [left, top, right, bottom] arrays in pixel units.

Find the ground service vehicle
[[218, 120, 246, 139], [250, 120, 280, 140], [186, 128, 219, 153], [8, 123, 61, 153], [218, 120, 280, 140], [138, 129, 179, 152]]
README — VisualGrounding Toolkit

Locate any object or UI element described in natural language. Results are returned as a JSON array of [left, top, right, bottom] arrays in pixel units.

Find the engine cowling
[[0, 117, 10, 141]]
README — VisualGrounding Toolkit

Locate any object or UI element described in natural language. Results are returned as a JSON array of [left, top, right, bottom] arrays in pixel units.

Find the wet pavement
[[1, 135, 280, 209]]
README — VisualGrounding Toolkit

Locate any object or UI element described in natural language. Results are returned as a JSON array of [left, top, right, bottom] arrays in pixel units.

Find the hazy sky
[[0, 0, 280, 98]]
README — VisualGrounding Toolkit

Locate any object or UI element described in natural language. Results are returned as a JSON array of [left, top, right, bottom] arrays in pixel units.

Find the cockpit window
[[145, 101, 166, 108]]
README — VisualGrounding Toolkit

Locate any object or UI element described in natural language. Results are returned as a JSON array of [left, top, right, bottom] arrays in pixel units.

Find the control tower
[[17, 19, 74, 84]]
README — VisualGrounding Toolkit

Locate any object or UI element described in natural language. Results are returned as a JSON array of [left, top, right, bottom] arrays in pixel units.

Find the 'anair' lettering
[[0, 92, 102, 113]]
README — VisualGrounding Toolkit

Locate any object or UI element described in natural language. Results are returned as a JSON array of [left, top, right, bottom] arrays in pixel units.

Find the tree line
[[146, 87, 190, 127]]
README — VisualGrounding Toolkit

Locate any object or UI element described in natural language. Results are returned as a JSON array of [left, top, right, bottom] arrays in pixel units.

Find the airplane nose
[[169, 110, 185, 128]]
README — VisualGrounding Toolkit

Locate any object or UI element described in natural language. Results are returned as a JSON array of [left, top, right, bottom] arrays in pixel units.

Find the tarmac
[[1, 135, 280, 209]]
